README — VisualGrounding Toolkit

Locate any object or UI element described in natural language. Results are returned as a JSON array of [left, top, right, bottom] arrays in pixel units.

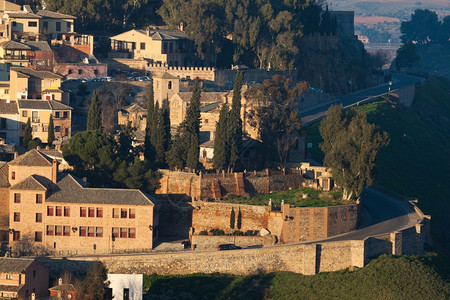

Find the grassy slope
[[306, 77, 450, 253], [143, 255, 450, 299]]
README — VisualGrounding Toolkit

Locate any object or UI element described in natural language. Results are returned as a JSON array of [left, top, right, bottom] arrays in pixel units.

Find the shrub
[[233, 231, 243, 236], [199, 230, 208, 235], [245, 230, 254, 236]]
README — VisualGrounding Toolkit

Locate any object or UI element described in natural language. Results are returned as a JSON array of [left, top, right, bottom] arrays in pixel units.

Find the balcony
[[3, 54, 29, 60], [32, 118, 40, 123]]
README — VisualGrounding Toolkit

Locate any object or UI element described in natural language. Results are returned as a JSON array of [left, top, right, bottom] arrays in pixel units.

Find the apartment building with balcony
[[109, 25, 194, 66]]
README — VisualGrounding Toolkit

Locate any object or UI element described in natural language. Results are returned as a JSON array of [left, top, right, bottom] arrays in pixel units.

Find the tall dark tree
[[237, 209, 242, 230], [213, 103, 229, 170], [86, 90, 102, 131], [400, 9, 440, 44], [23, 118, 32, 148], [183, 78, 202, 170], [162, 98, 171, 155], [145, 81, 156, 162], [153, 102, 166, 165], [47, 115, 55, 146], [117, 122, 135, 163], [230, 208, 235, 229], [320, 105, 390, 200], [227, 72, 243, 170], [246, 76, 307, 167], [83, 261, 109, 300]]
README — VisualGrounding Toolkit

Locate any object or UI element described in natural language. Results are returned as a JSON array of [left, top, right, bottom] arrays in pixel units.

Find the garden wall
[[191, 234, 276, 250]]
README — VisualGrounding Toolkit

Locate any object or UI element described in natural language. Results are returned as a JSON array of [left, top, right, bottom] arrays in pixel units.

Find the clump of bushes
[[209, 229, 225, 236], [198, 230, 208, 235], [232, 231, 243, 236], [245, 230, 259, 236]]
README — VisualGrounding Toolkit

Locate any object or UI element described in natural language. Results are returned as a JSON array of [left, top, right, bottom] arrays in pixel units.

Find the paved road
[[300, 72, 424, 126]]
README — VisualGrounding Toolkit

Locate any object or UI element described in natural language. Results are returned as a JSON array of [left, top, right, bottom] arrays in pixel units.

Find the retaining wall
[[191, 234, 276, 250]]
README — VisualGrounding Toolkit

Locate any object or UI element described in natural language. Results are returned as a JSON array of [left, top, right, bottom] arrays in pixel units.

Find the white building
[[107, 274, 143, 300]]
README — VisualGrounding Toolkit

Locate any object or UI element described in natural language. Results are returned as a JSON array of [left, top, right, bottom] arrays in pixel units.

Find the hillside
[[142, 255, 450, 299], [305, 76, 450, 253]]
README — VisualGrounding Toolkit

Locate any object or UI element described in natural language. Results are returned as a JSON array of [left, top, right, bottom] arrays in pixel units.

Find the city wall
[[191, 234, 276, 250], [40, 216, 428, 276]]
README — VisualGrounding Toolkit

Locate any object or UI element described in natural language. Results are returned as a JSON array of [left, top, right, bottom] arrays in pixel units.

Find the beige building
[[118, 103, 147, 131], [10, 67, 63, 101], [0, 100, 19, 145], [4, 150, 160, 255], [18, 99, 72, 144], [0, 1, 75, 41], [110, 26, 192, 66], [0, 258, 49, 299]]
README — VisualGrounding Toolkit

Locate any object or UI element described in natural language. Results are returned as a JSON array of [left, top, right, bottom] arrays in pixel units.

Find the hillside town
[[0, 0, 447, 299]]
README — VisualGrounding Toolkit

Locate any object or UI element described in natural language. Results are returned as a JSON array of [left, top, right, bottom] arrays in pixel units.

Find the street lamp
[[388, 81, 392, 92]]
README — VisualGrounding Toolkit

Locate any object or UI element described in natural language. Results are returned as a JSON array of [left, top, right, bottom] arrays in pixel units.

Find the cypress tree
[[145, 81, 156, 162], [184, 78, 201, 170], [213, 103, 229, 170], [230, 208, 235, 229], [153, 101, 165, 165], [47, 115, 55, 146], [237, 209, 242, 229], [228, 72, 243, 170], [23, 117, 32, 148], [86, 90, 102, 131], [162, 98, 171, 155]]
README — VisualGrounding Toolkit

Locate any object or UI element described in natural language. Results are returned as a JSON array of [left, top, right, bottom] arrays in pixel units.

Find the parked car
[[218, 244, 242, 251]]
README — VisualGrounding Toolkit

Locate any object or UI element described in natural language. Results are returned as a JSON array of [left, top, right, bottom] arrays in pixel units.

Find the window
[[88, 227, 95, 237], [28, 21, 37, 27], [46, 225, 54, 236], [79, 226, 87, 237], [35, 213, 42, 223], [78, 69, 82, 75], [94, 69, 98, 75], [43, 21, 48, 30], [67, 22, 71, 30], [123, 288, 130, 300], [11, 172, 15, 180], [140, 42, 145, 50], [68, 69, 72, 74], [112, 227, 119, 238], [14, 193, 20, 203], [96, 208, 103, 218], [35, 232, 42, 242], [36, 194, 42, 203], [47, 206, 54, 216], [63, 111, 68, 118], [12, 21, 16, 27], [120, 228, 127, 238], [121, 209, 127, 218], [54, 111, 60, 118], [1, 118, 6, 129], [80, 207, 87, 217], [22, 111, 27, 117], [55, 126, 61, 132], [6, 274, 12, 280], [55, 226, 62, 236], [63, 226, 70, 236], [13, 231, 20, 241], [96, 227, 103, 237], [64, 128, 69, 136], [56, 22, 61, 31], [13, 212, 20, 222], [128, 228, 136, 238], [4, 89, 8, 94], [112, 208, 119, 218], [168, 81, 172, 89], [64, 207, 70, 217], [33, 270, 36, 278], [56, 206, 62, 216], [88, 207, 95, 218], [129, 208, 136, 219]]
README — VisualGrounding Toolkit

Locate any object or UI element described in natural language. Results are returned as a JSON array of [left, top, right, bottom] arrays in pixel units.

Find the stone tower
[[153, 72, 180, 106]]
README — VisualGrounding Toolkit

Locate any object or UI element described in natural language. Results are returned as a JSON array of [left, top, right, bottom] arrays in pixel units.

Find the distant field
[[355, 16, 400, 24]]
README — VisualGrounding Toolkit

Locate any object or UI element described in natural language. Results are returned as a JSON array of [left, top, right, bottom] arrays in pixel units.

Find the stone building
[[3, 149, 160, 255], [0, 257, 49, 299]]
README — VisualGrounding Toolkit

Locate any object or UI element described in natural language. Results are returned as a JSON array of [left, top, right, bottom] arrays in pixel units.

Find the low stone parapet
[[191, 234, 276, 250]]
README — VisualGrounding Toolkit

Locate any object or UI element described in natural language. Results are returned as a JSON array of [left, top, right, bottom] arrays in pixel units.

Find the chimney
[[146, 26, 150, 36], [14, 151, 18, 159], [46, 146, 50, 150], [58, 278, 63, 286], [36, 146, 41, 150], [52, 159, 58, 183], [179, 22, 184, 31]]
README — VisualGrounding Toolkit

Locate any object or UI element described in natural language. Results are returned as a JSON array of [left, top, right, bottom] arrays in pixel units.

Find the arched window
[[168, 81, 172, 89]]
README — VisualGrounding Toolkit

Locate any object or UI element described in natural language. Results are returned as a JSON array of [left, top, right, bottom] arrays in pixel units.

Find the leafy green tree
[[227, 72, 243, 170], [166, 130, 187, 170], [396, 42, 420, 69], [230, 208, 235, 229], [28, 138, 42, 151], [246, 76, 307, 166], [83, 261, 109, 300], [400, 9, 440, 44], [86, 90, 102, 131], [113, 158, 160, 193], [319, 105, 390, 200], [23, 118, 32, 148], [48, 115, 55, 146], [213, 103, 229, 170]]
